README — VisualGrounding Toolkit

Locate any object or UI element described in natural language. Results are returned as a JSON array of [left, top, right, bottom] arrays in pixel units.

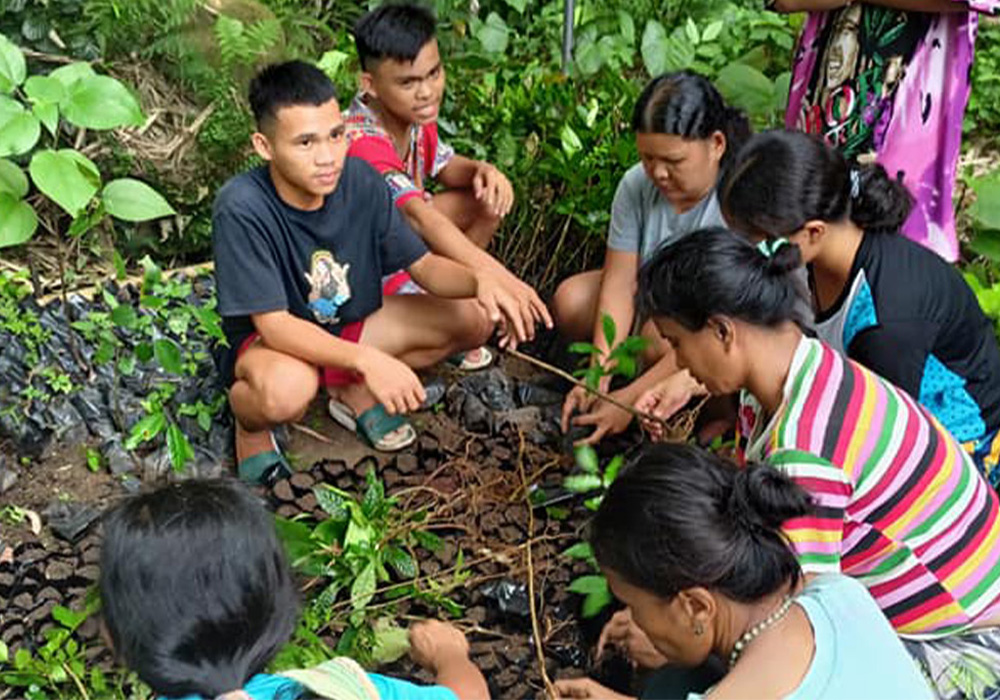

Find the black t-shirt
[[813, 233, 1000, 443], [213, 157, 428, 348]]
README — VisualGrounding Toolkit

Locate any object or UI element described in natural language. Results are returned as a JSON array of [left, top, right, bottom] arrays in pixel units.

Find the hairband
[[849, 169, 861, 200], [756, 237, 789, 259]]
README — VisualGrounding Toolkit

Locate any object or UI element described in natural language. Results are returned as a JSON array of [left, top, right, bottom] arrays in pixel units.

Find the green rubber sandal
[[328, 400, 416, 452], [238, 449, 292, 485]]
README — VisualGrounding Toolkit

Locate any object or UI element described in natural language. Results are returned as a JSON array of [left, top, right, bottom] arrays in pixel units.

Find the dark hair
[[591, 444, 811, 602], [355, 3, 437, 72], [248, 60, 338, 130], [721, 130, 913, 238], [632, 71, 751, 169], [638, 226, 809, 330], [99, 479, 299, 698]]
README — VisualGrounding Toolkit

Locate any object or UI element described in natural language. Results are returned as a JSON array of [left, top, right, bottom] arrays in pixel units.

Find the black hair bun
[[764, 241, 803, 277], [729, 463, 812, 532]]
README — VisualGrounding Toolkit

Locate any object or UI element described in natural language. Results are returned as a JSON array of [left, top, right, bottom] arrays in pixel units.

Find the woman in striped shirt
[[637, 227, 1000, 699]]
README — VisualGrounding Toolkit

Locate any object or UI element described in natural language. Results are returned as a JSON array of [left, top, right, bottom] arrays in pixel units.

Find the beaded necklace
[[728, 595, 794, 669]]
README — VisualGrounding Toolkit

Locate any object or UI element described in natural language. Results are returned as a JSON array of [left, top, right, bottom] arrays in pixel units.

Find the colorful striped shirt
[[738, 336, 1000, 638]]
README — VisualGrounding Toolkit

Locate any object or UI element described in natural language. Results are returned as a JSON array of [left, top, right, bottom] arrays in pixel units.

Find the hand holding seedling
[[597, 608, 669, 670], [634, 370, 707, 441], [409, 620, 489, 700]]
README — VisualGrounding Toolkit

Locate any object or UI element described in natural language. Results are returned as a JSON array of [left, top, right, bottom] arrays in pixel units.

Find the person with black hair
[[100, 478, 489, 700], [720, 130, 1000, 485], [345, 2, 551, 363], [552, 444, 931, 700], [554, 71, 751, 446], [635, 227, 1000, 699], [213, 60, 532, 468]]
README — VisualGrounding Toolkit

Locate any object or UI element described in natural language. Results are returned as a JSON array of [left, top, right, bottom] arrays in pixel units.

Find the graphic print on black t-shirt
[[798, 7, 930, 158], [305, 250, 352, 325]]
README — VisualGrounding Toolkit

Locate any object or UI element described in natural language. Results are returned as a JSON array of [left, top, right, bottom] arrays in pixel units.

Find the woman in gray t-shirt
[[554, 71, 750, 444]]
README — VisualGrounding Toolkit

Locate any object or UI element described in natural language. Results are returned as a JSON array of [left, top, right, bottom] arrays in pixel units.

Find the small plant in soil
[[276, 466, 462, 666], [570, 313, 649, 391]]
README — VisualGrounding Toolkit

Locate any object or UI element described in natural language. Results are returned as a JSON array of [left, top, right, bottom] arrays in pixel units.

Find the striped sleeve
[[769, 448, 852, 573]]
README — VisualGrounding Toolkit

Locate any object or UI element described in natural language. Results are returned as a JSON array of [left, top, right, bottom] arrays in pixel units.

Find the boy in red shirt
[[345, 3, 551, 357]]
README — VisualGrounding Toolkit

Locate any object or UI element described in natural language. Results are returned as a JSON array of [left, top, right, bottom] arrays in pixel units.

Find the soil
[[0, 353, 643, 700]]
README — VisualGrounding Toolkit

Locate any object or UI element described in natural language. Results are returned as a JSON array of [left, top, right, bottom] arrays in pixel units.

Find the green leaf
[[716, 63, 776, 119], [476, 13, 509, 55], [52, 605, 86, 630], [684, 17, 700, 45], [618, 11, 636, 45], [315, 485, 349, 520], [29, 149, 99, 216], [0, 639, 7, 663], [603, 455, 624, 486], [601, 313, 617, 349], [344, 518, 375, 549], [370, 618, 411, 665], [63, 75, 144, 130], [102, 178, 175, 222], [574, 444, 600, 474], [568, 574, 609, 596], [641, 20, 668, 77], [562, 542, 594, 560], [0, 193, 37, 247], [0, 159, 27, 198], [582, 586, 613, 618], [413, 529, 443, 552], [584, 495, 604, 511], [702, 20, 723, 42], [0, 111, 40, 157], [350, 562, 377, 611], [110, 303, 137, 328], [385, 546, 418, 579], [504, 0, 528, 12], [166, 422, 194, 472], [0, 36, 26, 93], [568, 341, 600, 356], [85, 447, 102, 473], [153, 338, 183, 374], [24, 76, 66, 105], [49, 62, 95, 89], [560, 123, 583, 157], [970, 177, 1000, 232], [619, 336, 651, 354], [13, 647, 30, 670], [317, 50, 350, 81], [969, 230, 1000, 263], [362, 471, 386, 518], [32, 102, 58, 136], [563, 474, 603, 493], [125, 411, 167, 449], [113, 249, 127, 280]]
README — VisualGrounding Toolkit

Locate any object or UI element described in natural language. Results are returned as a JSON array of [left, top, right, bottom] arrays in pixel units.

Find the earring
[[694, 622, 704, 637]]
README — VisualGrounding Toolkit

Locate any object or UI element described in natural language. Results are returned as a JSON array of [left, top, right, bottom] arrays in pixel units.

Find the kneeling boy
[[214, 61, 520, 479]]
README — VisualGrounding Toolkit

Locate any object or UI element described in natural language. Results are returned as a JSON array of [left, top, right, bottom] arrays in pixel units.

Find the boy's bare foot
[[235, 422, 278, 463]]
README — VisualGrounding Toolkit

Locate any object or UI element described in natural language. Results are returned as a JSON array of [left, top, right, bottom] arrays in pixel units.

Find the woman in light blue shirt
[[554, 71, 749, 445], [554, 444, 933, 700]]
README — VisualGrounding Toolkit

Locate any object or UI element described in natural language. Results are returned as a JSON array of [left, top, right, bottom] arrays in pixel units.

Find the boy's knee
[[454, 300, 493, 347], [552, 277, 583, 328], [257, 364, 319, 424]]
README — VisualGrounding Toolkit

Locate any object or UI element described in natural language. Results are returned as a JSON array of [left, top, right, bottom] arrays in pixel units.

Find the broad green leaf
[[153, 338, 183, 374], [29, 149, 99, 216], [641, 20, 672, 77], [0, 96, 21, 126], [62, 148, 101, 182], [0, 639, 7, 663], [52, 605, 86, 630], [476, 12, 509, 55], [970, 177, 1000, 232], [110, 303, 137, 328], [684, 18, 700, 45], [618, 10, 636, 45], [604, 454, 624, 486], [568, 574, 609, 596], [273, 516, 314, 563], [32, 102, 58, 136], [568, 341, 600, 356], [125, 411, 167, 449], [619, 336, 651, 354], [504, 0, 528, 12], [102, 178, 175, 221], [113, 249, 127, 280], [702, 20, 723, 42], [385, 546, 418, 579], [574, 444, 600, 474], [968, 229, 1000, 263], [370, 619, 411, 665], [0, 112, 40, 157], [716, 63, 775, 120], [574, 33, 607, 77], [563, 474, 603, 493], [601, 313, 617, 349], [562, 542, 594, 560], [135, 341, 153, 362], [582, 586, 613, 618], [413, 529, 443, 552], [350, 562, 377, 611], [0, 193, 37, 247], [661, 26, 696, 74], [0, 36, 26, 93], [0, 159, 27, 197], [63, 75, 144, 130], [317, 50, 350, 81], [49, 62, 95, 89], [13, 647, 30, 670], [560, 123, 583, 157], [166, 422, 195, 471], [315, 485, 349, 520], [344, 517, 375, 549], [24, 75, 66, 105]]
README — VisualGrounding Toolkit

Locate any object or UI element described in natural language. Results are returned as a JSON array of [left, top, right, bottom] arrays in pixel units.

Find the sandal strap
[[356, 404, 408, 444], [238, 450, 291, 485]]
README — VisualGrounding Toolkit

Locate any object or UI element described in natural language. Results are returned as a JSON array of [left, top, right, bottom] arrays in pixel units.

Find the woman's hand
[[561, 380, 632, 446], [634, 371, 706, 441], [554, 677, 636, 700], [597, 608, 669, 670]]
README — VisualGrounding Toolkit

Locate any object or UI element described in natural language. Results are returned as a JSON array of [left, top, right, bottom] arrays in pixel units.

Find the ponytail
[[721, 130, 913, 240], [591, 443, 811, 603], [638, 226, 809, 331]]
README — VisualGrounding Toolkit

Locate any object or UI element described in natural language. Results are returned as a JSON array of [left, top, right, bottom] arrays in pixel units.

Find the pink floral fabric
[[785, 2, 999, 262]]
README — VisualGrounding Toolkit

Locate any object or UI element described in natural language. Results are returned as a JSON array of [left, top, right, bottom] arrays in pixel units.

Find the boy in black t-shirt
[[214, 61, 523, 481]]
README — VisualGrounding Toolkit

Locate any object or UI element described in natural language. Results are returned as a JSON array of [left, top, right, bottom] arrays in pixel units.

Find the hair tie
[[849, 169, 861, 200], [756, 237, 789, 259]]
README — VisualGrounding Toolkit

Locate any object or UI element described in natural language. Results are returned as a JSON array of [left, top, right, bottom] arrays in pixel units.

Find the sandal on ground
[[237, 432, 293, 486], [447, 346, 494, 371], [328, 399, 417, 452]]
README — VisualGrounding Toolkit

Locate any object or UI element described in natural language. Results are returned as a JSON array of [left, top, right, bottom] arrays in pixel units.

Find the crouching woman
[[554, 443, 931, 700]]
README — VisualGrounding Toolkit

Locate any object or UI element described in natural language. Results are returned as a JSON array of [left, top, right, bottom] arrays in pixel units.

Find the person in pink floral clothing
[[772, 1, 999, 262]]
